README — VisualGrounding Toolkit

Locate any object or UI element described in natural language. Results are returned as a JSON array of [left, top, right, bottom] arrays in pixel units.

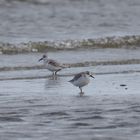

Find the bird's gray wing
[[69, 73, 82, 82], [48, 59, 62, 67]]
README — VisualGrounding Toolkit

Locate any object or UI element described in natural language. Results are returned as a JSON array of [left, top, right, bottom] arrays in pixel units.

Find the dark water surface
[[1, 0, 140, 43], [0, 73, 140, 140]]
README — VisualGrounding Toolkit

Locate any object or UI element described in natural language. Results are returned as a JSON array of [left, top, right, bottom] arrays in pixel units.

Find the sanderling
[[69, 71, 94, 95], [39, 54, 69, 75]]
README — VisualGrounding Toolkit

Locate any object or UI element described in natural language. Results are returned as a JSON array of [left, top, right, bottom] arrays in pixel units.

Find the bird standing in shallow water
[[39, 54, 69, 75], [69, 71, 94, 96]]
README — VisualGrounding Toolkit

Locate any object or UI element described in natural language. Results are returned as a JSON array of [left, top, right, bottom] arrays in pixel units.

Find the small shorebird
[[39, 54, 69, 75], [69, 71, 94, 95]]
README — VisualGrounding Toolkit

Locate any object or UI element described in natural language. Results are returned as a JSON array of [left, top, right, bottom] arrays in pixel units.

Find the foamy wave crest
[[0, 35, 140, 54]]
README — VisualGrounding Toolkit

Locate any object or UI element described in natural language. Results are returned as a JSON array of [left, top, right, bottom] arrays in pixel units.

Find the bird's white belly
[[72, 76, 90, 87], [46, 63, 61, 72]]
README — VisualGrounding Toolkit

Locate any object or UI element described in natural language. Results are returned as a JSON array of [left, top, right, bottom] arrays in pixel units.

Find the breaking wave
[[0, 35, 140, 54]]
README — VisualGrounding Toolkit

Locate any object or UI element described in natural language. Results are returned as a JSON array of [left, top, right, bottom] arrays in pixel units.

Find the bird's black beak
[[90, 75, 95, 78], [38, 57, 43, 62]]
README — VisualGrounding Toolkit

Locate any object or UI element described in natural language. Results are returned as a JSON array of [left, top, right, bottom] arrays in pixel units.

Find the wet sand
[[0, 72, 140, 140]]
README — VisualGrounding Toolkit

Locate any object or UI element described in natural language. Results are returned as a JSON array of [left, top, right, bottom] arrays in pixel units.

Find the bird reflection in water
[[45, 75, 62, 89]]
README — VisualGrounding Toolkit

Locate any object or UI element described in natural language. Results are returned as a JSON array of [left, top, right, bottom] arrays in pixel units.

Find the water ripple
[[0, 116, 24, 122]]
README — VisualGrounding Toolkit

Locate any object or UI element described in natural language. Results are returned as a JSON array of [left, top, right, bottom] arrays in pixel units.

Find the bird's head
[[38, 54, 47, 62], [85, 71, 95, 78]]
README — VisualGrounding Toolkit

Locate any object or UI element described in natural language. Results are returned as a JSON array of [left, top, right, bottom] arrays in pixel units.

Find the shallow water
[[1, 0, 140, 43], [0, 72, 140, 140], [0, 49, 140, 139], [0, 48, 140, 71]]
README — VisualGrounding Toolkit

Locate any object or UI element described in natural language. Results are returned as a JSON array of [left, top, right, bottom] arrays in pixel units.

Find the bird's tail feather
[[61, 64, 71, 68]]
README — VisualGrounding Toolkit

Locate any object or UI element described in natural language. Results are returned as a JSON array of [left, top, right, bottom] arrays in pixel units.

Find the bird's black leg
[[79, 87, 82, 93], [79, 87, 84, 96], [54, 69, 61, 75]]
